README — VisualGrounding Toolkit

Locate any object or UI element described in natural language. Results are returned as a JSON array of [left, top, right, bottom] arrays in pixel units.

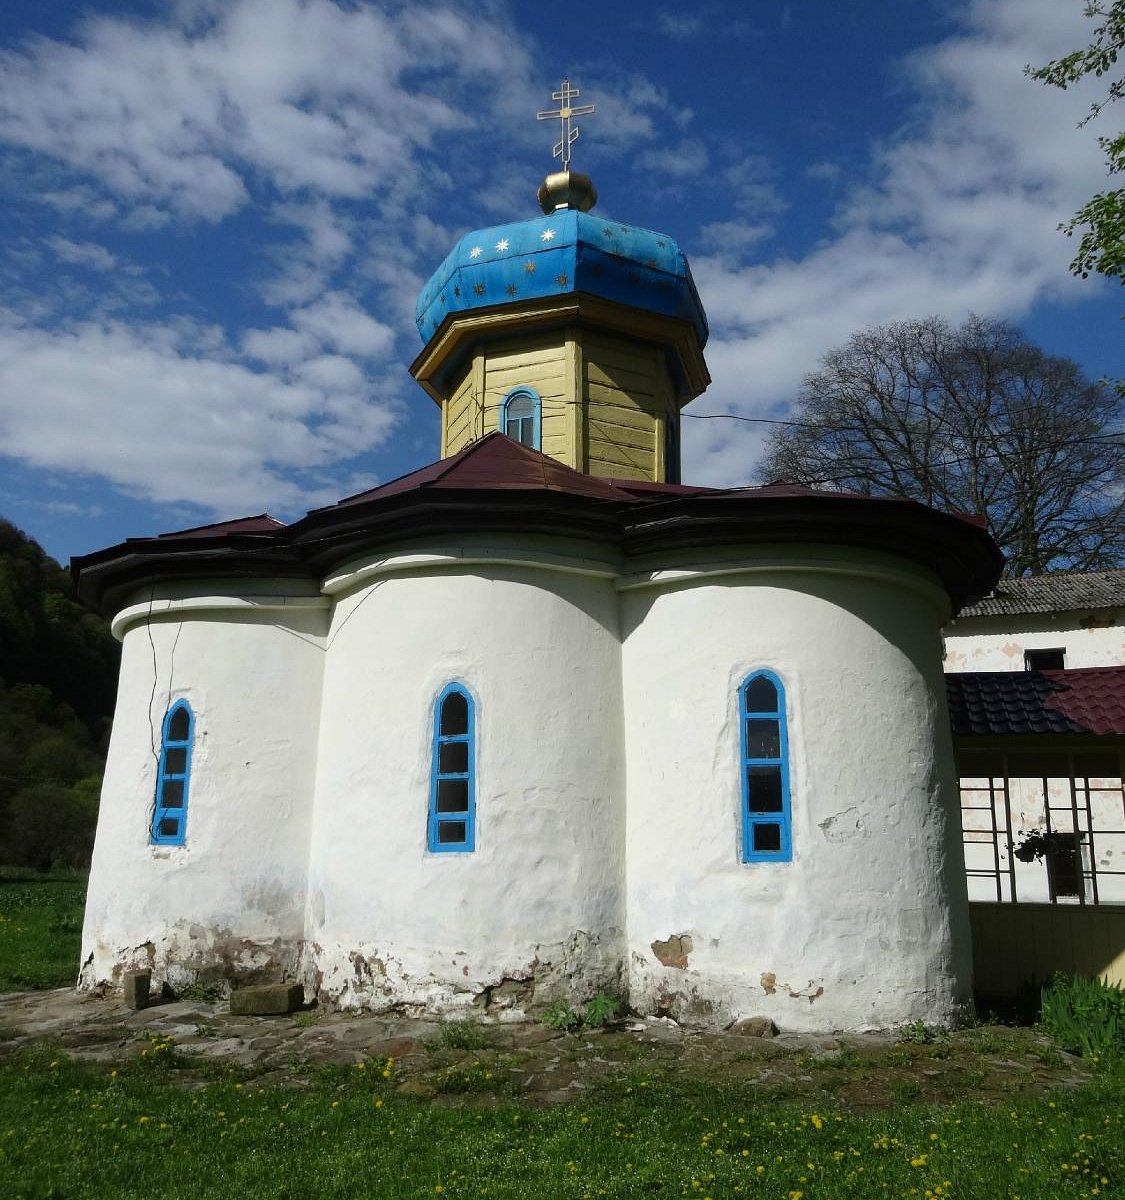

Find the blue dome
[[415, 210, 708, 348]]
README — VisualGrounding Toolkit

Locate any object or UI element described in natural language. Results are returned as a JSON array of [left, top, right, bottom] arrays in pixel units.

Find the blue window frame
[[500, 387, 541, 450], [739, 671, 792, 863], [151, 700, 193, 846], [428, 683, 475, 853]]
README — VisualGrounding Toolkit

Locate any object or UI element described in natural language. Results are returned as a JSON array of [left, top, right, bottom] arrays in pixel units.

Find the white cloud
[[805, 161, 841, 183], [291, 292, 395, 360], [241, 326, 320, 367], [638, 138, 709, 178], [0, 313, 399, 514], [683, 0, 1116, 486], [0, 0, 529, 224], [655, 12, 703, 40], [698, 221, 775, 256], [44, 237, 116, 270]]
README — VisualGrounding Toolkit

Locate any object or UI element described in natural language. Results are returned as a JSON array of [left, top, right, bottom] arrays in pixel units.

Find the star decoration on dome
[[473, 283, 486, 295], [505, 284, 517, 296], [523, 261, 536, 273], [556, 273, 569, 286], [469, 246, 482, 259], [540, 229, 556, 242], [495, 238, 510, 252]]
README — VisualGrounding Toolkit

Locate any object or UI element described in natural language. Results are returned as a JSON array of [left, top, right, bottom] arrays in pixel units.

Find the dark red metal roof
[[72, 435, 1004, 616], [946, 667, 1125, 737], [326, 433, 628, 507], [153, 515, 285, 540]]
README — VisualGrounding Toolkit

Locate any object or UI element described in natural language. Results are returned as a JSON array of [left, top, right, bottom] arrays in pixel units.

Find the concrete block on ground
[[728, 1016, 779, 1038], [123, 970, 151, 1011], [229, 983, 304, 1016]]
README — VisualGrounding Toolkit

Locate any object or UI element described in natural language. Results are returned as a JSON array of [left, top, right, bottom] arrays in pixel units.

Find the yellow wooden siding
[[581, 333, 673, 481], [437, 325, 678, 479], [588, 454, 651, 481], [482, 336, 569, 451], [969, 902, 1125, 993], [585, 358, 659, 398], [443, 368, 477, 456]]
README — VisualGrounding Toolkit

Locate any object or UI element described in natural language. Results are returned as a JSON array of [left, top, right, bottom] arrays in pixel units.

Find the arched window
[[429, 684, 475, 852], [151, 700, 194, 846], [739, 671, 792, 863], [500, 387, 541, 450]]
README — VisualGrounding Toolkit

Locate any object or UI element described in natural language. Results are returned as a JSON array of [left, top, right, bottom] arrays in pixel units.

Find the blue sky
[[0, 0, 1120, 564]]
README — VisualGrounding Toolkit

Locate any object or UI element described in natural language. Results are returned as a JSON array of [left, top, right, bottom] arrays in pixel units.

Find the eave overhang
[[73, 475, 1002, 622], [409, 292, 710, 407]]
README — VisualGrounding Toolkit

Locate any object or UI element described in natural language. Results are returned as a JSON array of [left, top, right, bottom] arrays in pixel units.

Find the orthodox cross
[[537, 78, 595, 172]]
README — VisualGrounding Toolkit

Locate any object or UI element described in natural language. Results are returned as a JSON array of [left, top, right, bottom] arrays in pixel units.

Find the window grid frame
[[428, 683, 476, 854], [151, 699, 194, 846], [739, 670, 792, 864], [499, 386, 542, 451]]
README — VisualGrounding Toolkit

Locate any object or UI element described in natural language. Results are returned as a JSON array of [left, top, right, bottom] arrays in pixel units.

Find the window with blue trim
[[428, 684, 475, 852], [500, 387, 541, 450], [739, 671, 792, 863], [151, 700, 193, 846]]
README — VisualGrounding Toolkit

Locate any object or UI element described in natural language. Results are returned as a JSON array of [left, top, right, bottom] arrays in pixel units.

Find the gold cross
[[536, 78, 595, 172]]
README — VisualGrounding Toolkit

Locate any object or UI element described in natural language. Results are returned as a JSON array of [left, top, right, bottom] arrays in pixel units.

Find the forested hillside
[[0, 519, 119, 870]]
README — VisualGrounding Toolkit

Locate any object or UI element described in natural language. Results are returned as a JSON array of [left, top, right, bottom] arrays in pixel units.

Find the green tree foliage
[[0, 519, 119, 869], [758, 315, 1125, 577], [1028, 1, 1124, 285]]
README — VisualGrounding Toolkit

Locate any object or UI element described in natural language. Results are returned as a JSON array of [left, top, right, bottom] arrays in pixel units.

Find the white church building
[[73, 163, 1003, 1031]]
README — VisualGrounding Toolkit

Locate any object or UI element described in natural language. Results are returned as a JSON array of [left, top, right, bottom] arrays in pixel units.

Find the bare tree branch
[[758, 315, 1125, 576]]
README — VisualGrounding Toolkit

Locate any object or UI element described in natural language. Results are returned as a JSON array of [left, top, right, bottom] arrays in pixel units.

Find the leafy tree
[[758, 315, 1125, 577], [1028, 1, 1124, 285], [0, 520, 119, 869]]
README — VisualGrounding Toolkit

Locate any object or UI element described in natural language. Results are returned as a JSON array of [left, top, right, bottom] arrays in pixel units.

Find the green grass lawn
[[0, 872, 86, 991], [0, 1045, 1122, 1199], [3, 881, 1122, 1197]]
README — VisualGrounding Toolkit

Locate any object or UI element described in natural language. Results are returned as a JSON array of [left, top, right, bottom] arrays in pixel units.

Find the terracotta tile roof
[[946, 667, 1125, 736], [958, 569, 1125, 618]]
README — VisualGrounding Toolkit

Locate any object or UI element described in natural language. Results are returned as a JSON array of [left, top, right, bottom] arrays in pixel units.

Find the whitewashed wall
[[80, 580, 328, 990], [303, 540, 626, 1015], [80, 540, 978, 1031], [944, 613, 1125, 671], [620, 548, 970, 1032]]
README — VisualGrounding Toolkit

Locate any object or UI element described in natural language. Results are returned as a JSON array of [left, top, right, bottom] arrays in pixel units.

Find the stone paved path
[[0, 987, 1091, 1108]]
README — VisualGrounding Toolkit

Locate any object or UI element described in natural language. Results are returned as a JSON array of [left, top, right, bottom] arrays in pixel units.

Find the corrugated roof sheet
[[946, 667, 1125, 736], [958, 569, 1125, 618]]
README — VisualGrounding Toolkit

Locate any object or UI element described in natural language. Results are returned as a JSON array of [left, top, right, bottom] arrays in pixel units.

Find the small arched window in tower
[[500, 387, 541, 450], [151, 699, 194, 846], [739, 671, 792, 863], [429, 684, 476, 852]]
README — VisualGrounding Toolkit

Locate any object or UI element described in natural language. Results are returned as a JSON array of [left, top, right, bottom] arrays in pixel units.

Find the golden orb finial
[[537, 170, 597, 213]]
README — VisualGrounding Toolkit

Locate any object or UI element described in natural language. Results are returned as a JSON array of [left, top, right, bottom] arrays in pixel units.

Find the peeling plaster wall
[[80, 540, 974, 1031], [620, 550, 970, 1031], [303, 545, 626, 1014], [944, 613, 1125, 671], [80, 582, 327, 991]]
